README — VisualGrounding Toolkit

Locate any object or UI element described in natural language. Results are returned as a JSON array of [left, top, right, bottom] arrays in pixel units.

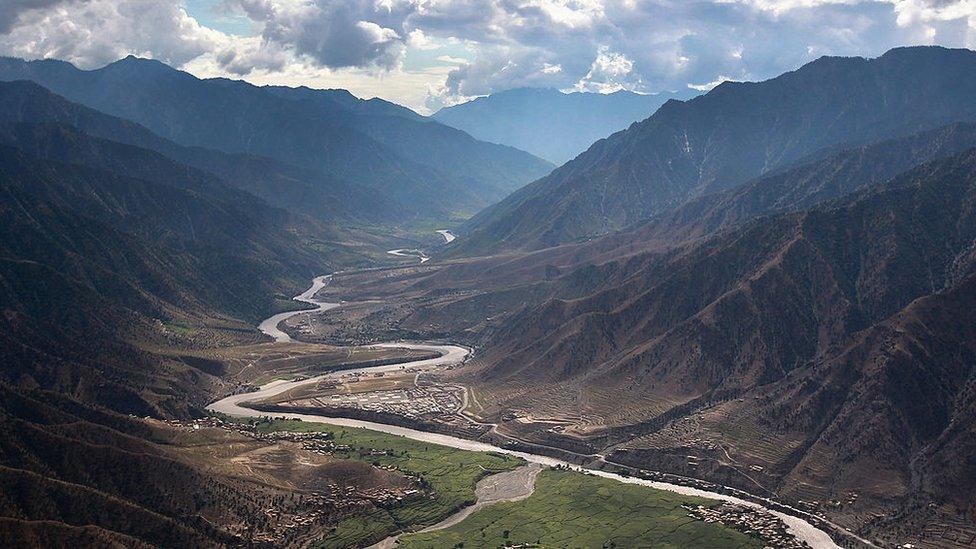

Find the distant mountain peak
[[102, 54, 179, 75]]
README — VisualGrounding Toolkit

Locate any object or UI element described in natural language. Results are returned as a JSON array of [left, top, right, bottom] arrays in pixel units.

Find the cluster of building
[[289, 384, 465, 420], [682, 503, 810, 548]]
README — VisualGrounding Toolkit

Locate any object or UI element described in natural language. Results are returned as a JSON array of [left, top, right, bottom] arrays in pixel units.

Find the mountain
[[0, 56, 553, 223], [433, 88, 697, 165], [614, 120, 976, 251], [0, 120, 362, 415], [310, 114, 976, 542], [455, 46, 976, 255], [471, 149, 976, 540], [0, 79, 396, 224]]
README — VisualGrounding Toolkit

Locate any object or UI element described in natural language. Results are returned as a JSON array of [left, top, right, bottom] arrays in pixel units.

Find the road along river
[[209, 276, 843, 549]]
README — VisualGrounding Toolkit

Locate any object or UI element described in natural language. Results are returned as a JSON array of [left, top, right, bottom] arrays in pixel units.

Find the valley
[[204, 274, 845, 549], [1, 34, 975, 549]]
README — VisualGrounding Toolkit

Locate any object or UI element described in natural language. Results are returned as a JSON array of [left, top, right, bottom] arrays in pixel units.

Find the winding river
[[257, 275, 339, 343], [208, 276, 844, 549]]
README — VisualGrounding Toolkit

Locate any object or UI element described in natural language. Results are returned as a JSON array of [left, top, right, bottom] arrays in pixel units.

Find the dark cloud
[[237, 0, 404, 70]]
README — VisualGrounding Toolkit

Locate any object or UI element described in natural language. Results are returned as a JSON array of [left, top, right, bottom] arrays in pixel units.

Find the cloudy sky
[[1, 0, 973, 113]]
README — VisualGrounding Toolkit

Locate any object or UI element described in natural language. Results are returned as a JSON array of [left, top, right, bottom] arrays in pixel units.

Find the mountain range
[[0, 56, 553, 225], [453, 46, 976, 255], [433, 87, 697, 165], [3, 44, 976, 547], [305, 46, 976, 546]]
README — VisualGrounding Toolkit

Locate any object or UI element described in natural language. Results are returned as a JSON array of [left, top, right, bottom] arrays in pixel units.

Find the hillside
[[433, 88, 697, 165], [0, 56, 553, 223], [455, 46, 976, 254], [462, 149, 976, 541], [0, 124, 356, 414]]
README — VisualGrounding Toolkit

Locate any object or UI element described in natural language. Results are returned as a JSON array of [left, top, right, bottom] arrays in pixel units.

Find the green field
[[238, 419, 523, 547], [397, 468, 763, 549]]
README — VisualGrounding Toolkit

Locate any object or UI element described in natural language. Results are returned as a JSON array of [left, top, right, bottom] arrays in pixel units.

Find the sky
[[0, 1, 973, 113]]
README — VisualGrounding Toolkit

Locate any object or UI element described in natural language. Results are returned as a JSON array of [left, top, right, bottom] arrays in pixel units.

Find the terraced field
[[397, 469, 764, 549]]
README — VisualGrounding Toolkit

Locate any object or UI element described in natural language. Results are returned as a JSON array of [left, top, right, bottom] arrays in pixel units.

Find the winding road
[[209, 276, 845, 549]]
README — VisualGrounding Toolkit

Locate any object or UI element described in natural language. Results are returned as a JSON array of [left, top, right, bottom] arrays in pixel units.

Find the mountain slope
[[612, 121, 976, 252], [455, 148, 976, 539], [456, 46, 976, 254], [0, 56, 552, 222], [0, 130, 350, 414], [316, 142, 976, 542], [433, 88, 697, 165]]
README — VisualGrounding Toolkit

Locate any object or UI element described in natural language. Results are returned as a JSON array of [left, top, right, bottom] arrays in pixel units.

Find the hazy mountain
[[433, 88, 697, 165], [455, 46, 976, 254], [0, 80, 396, 224], [0, 56, 553, 222], [621, 120, 976, 249]]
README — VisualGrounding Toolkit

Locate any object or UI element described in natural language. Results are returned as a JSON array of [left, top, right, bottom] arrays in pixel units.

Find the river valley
[[207, 273, 856, 548]]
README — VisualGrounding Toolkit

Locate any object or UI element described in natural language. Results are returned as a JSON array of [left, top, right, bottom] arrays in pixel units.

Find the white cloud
[[541, 62, 563, 74], [687, 74, 737, 91], [436, 54, 469, 64], [573, 45, 638, 93], [0, 0, 70, 33], [408, 28, 439, 50], [237, 0, 406, 70], [0, 0, 223, 68]]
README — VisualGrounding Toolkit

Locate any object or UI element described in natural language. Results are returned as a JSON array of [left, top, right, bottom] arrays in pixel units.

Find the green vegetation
[[398, 468, 763, 549], [162, 321, 199, 337], [238, 419, 522, 547]]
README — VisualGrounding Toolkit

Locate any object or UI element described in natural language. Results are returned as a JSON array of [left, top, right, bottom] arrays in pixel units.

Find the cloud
[[437, 54, 470, 64], [237, 0, 405, 70], [0, 0, 223, 68], [0, 0, 71, 33], [687, 74, 737, 91], [573, 46, 638, 92], [1, 0, 975, 113]]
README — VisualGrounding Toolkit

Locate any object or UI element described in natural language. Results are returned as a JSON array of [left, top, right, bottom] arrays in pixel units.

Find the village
[[683, 502, 811, 549]]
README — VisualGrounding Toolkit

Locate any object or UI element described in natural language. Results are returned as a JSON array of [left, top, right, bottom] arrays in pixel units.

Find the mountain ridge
[[0, 55, 553, 223], [454, 46, 976, 255]]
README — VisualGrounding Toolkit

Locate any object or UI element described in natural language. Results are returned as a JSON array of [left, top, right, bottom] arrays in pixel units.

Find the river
[[436, 229, 456, 243], [209, 276, 844, 549], [256, 275, 339, 343]]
